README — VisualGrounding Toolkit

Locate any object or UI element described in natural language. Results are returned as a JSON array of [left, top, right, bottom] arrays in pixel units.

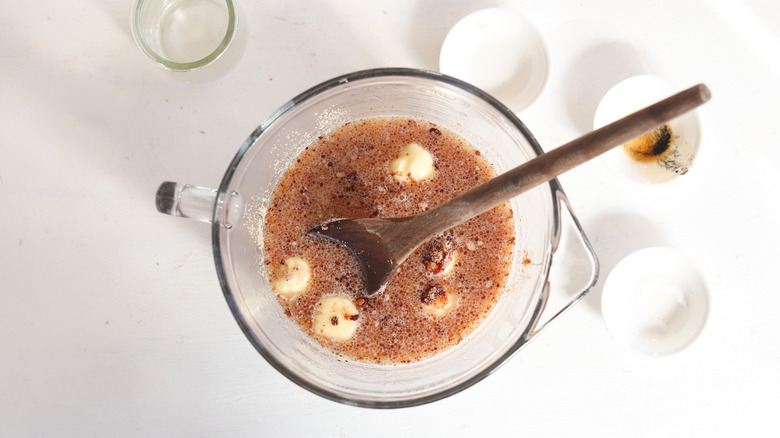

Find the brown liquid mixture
[[263, 117, 515, 364]]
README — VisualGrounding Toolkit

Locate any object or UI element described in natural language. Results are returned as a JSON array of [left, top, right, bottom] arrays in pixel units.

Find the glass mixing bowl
[[156, 68, 598, 408]]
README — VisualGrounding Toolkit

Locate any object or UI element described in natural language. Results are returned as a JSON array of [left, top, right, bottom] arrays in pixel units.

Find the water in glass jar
[[160, 0, 229, 63]]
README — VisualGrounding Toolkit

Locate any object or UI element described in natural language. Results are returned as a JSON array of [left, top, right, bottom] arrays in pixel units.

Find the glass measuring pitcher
[[155, 68, 598, 408]]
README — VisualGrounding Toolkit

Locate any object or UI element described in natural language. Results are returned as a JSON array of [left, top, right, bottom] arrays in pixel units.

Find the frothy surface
[[263, 117, 515, 364]]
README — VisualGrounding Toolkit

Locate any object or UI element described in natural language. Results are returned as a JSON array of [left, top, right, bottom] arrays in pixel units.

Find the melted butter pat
[[389, 143, 436, 183]]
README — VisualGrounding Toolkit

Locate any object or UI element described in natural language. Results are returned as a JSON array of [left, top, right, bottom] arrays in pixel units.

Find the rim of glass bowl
[[131, 0, 237, 71], [212, 68, 562, 408]]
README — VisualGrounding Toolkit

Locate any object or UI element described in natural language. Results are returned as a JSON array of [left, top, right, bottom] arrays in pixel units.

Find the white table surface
[[3, 0, 779, 436]]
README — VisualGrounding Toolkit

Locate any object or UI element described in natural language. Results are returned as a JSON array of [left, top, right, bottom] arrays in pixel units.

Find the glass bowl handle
[[155, 181, 243, 228], [527, 185, 600, 340]]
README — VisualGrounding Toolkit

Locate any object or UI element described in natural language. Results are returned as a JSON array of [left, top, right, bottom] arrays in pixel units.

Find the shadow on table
[[407, 0, 497, 70], [578, 211, 672, 315], [562, 40, 647, 134]]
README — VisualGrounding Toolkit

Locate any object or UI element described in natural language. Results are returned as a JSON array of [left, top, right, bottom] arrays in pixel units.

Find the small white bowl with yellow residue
[[594, 75, 703, 184]]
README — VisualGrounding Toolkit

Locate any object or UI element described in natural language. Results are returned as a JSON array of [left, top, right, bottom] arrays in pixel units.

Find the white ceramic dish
[[601, 247, 709, 356], [439, 8, 550, 112], [594, 75, 702, 184]]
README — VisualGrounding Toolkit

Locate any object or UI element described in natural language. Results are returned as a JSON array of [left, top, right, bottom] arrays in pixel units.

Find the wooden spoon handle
[[414, 83, 711, 236]]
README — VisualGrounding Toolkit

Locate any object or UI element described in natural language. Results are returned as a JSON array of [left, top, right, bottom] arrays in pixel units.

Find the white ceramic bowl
[[601, 247, 709, 356], [439, 8, 550, 112], [594, 76, 702, 184]]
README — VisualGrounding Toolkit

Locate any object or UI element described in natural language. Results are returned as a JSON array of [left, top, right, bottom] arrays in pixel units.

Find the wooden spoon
[[309, 84, 711, 295]]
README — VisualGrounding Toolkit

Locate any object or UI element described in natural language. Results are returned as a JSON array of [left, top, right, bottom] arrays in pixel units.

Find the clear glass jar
[[131, 0, 246, 82]]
